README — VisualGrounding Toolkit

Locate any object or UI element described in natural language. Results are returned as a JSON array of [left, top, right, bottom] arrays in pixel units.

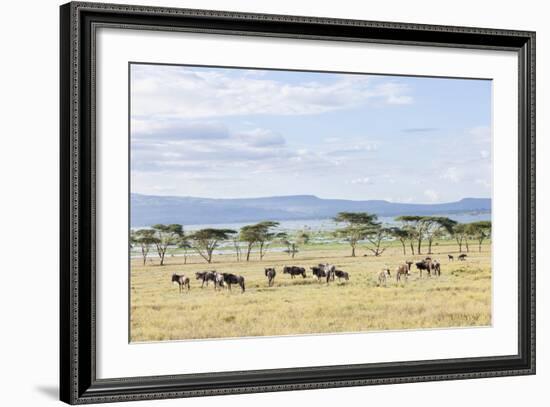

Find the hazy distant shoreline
[[130, 193, 491, 228]]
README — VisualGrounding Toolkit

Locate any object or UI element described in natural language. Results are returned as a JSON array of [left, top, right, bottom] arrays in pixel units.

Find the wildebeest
[[171, 273, 190, 293], [432, 259, 441, 276], [283, 266, 306, 278], [310, 266, 326, 281], [415, 260, 431, 278], [334, 269, 349, 281], [320, 263, 336, 283], [448, 254, 454, 261], [378, 268, 391, 287], [395, 262, 411, 282], [458, 253, 468, 261], [195, 271, 216, 288], [222, 273, 245, 293], [214, 272, 225, 290], [265, 267, 276, 287], [416, 258, 441, 277]]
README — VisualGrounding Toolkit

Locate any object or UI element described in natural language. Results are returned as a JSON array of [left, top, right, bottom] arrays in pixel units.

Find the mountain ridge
[[130, 193, 491, 227]]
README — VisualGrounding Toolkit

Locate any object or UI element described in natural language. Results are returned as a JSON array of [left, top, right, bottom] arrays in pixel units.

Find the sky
[[130, 63, 492, 203]]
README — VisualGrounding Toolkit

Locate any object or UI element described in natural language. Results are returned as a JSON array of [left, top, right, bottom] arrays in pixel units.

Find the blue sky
[[130, 64, 492, 203]]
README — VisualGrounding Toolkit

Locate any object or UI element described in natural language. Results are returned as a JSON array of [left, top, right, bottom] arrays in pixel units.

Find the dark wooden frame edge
[[60, 2, 536, 404]]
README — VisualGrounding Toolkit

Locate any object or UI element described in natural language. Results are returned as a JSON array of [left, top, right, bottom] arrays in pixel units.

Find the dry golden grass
[[130, 241, 491, 342]]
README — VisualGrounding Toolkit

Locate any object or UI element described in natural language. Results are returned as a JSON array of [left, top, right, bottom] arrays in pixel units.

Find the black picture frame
[[60, 2, 536, 404]]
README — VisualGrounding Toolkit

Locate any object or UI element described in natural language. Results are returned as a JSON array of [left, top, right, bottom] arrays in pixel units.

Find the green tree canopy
[[131, 228, 159, 265], [151, 224, 184, 266], [239, 221, 280, 261], [395, 215, 456, 254], [466, 220, 492, 252], [334, 212, 379, 257], [187, 228, 237, 263]]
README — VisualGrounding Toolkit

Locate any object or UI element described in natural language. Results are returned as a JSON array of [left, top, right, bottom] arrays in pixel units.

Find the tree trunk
[[427, 238, 433, 254], [246, 243, 252, 262], [259, 242, 265, 260], [465, 240, 470, 252], [351, 244, 356, 257], [410, 241, 415, 255], [417, 238, 422, 255], [401, 240, 406, 255], [456, 237, 462, 253]]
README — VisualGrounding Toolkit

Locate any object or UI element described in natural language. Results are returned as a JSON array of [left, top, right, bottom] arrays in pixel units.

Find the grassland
[[130, 240, 491, 342]]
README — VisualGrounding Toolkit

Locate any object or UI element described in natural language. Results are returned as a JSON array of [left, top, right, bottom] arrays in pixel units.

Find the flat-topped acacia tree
[[334, 212, 379, 257], [467, 220, 492, 252], [239, 221, 280, 261], [395, 216, 456, 255], [187, 228, 237, 263], [151, 224, 184, 266], [131, 229, 159, 265]]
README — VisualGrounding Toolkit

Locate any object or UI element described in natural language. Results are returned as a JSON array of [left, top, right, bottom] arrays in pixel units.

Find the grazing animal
[[310, 266, 326, 281], [458, 253, 468, 261], [448, 254, 454, 261], [395, 263, 411, 282], [334, 269, 349, 281], [415, 260, 431, 278], [265, 267, 276, 287], [171, 273, 190, 293], [283, 266, 306, 278], [222, 273, 246, 293], [195, 271, 216, 288], [214, 272, 225, 290], [432, 260, 441, 276], [378, 268, 391, 287], [320, 263, 336, 283]]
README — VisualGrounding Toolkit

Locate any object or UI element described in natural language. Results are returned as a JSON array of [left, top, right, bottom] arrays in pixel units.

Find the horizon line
[[131, 192, 491, 205]]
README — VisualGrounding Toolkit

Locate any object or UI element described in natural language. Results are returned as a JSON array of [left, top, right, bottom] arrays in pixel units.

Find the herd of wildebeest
[[171, 253, 469, 294]]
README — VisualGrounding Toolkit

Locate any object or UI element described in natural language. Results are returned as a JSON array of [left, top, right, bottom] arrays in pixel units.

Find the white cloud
[[349, 177, 372, 185], [424, 189, 439, 202], [439, 167, 462, 183], [475, 178, 491, 189], [131, 65, 413, 120]]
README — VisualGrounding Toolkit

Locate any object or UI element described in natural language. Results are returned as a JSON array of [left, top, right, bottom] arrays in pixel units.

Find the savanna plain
[[130, 240, 491, 342]]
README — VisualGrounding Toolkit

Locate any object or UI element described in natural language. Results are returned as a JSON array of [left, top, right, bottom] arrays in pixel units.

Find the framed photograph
[[60, 1, 535, 404]]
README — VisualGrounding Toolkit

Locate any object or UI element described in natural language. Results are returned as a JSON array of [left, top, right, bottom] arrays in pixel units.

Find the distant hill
[[130, 193, 491, 227]]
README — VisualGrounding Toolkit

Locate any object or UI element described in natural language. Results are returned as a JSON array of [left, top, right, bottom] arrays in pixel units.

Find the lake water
[[182, 212, 491, 233]]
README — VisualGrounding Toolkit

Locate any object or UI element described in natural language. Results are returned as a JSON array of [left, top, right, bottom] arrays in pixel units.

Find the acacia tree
[[257, 221, 282, 260], [364, 226, 390, 256], [281, 230, 310, 259], [177, 237, 192, 265], [467, 221, 492, 252], [151, 224, 184, 266], [239, 221, 280, 261], [187, 228, 236, 263], [239, 225, 259, 262], [131, 229, 158, 265], [395, 216, 429, 254], [389, 226, 411, 255], [395, 216, 456, 254], [452, 223, 469, 253], [334, 212, 379, 257], [424, 217, 457, 254], [230, 234, 242, 262]]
